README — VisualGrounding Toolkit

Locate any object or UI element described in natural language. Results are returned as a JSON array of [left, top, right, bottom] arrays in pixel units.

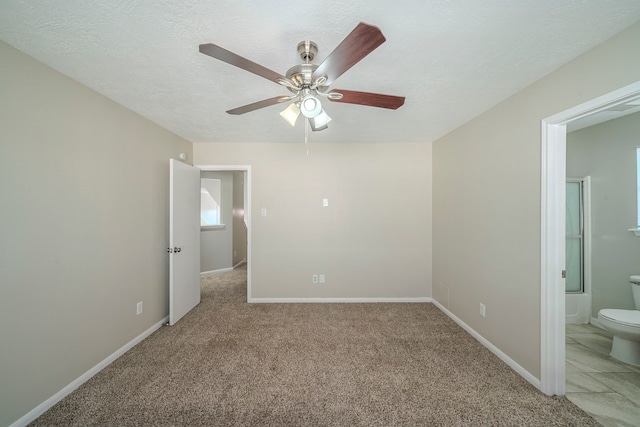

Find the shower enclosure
[[565, 177, 591, 324]]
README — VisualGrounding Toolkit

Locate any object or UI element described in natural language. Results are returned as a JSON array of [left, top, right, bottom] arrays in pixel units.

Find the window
[[201, 178, 222, 227]]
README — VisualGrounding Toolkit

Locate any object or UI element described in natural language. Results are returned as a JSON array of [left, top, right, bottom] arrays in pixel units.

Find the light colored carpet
[[31, 265, 598, 426]]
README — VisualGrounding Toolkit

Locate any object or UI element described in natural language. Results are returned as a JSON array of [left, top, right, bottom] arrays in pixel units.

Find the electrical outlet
[[479, 303, 486, 318], [137, 301, 143, 315], [319, 274, 325, 284], [312, 274, 319, 284]]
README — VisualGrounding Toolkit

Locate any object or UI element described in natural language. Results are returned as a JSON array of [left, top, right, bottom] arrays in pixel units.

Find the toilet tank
[[631, 276, 640, 309]]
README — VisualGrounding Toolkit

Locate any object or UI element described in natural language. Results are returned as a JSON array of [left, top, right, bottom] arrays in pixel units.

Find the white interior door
[[169, 159, 201, 325]]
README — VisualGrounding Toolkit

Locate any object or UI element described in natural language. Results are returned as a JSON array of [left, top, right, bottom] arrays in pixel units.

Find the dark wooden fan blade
[[312, 22, 386, 85], [199, 43, 287, 84], [226, 96, 290, 115], [328, 89, 405, 110]]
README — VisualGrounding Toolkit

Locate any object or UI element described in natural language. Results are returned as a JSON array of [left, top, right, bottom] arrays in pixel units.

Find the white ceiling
[[1, 1, 640, 144]]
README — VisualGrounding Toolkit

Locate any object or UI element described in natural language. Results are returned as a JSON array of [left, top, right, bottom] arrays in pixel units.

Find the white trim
[[200, 260, 246, 276], [545, 82, 640, 124], [541, 81, 640, 396], [201, 224, 226, 231], [540, 120, 567, 396], [196, 165, 252, 302], [10, 317, 169, 427], [432, 300, 541, 390], [248, 297, 432, 303], [629, 228, 640, 236], [200, 267, 233, 275]]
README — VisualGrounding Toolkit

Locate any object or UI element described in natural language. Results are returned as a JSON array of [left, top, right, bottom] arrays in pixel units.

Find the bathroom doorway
[[540, 80, 640, 395]]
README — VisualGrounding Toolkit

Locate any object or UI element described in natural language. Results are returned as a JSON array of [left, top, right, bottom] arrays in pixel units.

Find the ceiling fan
[[199, 22, 405, 132]]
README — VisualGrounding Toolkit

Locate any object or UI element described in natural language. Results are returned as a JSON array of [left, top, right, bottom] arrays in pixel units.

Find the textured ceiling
[[1, 1, 640, 144]]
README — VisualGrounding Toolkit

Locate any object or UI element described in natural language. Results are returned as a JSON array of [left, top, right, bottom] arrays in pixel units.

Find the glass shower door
[[566, 180, 583, 293]]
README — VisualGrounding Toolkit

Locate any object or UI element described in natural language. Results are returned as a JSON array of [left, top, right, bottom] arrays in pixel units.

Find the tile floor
[[566, 323, 640, 426]]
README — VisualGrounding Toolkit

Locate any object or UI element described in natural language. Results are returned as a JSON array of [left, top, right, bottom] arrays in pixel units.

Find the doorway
[[540, 81, 640, 395], [197, 165, 252, 301]]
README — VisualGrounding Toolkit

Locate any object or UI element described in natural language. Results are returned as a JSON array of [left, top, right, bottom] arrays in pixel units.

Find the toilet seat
[[599, 309, 640, 328]]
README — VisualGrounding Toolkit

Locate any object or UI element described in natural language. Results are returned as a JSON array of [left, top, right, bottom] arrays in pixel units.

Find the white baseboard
[[10, 316, 169, 427], [248, 297, 432, 303], [431, 299, 541, 391], [200, 260, 247, 276], [200, 267, 233, 275]]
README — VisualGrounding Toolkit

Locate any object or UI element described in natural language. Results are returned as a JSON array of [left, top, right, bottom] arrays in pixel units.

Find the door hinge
[[167, 247, 174, 253], [561, 270, 566, 278]]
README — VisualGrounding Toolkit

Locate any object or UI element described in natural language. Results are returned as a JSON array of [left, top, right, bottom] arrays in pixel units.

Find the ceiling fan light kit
[[300, 94, 322, 118], [199, 22, 405, 134], [279, 102, 301, 127], [311, 109, 331, 130]]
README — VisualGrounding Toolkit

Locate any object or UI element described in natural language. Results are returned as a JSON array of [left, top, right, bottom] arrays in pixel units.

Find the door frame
[[540, 81, 640, 395], [197, 165, 252, 301]]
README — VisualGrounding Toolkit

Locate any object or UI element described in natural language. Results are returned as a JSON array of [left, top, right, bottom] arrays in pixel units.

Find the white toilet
[[598, 275, 640, 366]]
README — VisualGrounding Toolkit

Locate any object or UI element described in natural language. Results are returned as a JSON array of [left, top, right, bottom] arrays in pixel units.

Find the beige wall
[[194, 142, 433, 300], [433, 22, 640, 379], [567, 112, 640, 316], [0, 41, 192, 426]]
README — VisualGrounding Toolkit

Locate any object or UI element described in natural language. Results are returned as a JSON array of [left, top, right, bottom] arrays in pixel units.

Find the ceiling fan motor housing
[[283, 41, 330, 94], [285, 64, 319, 91]]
